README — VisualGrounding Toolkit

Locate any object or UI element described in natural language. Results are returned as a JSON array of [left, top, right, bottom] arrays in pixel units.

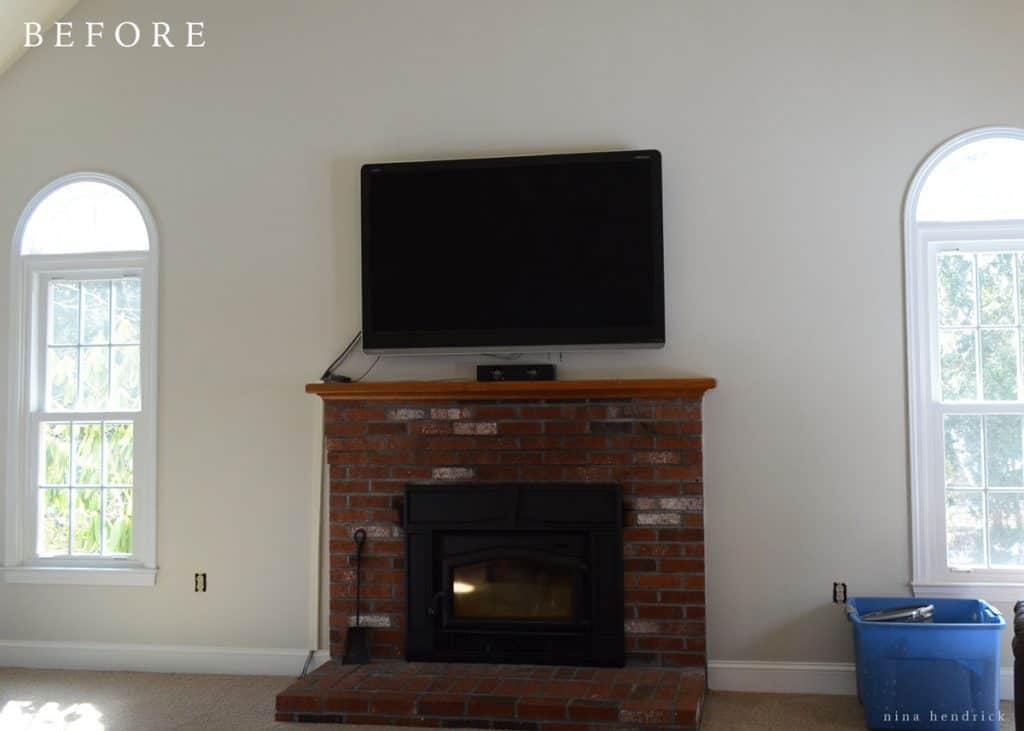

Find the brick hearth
[[276, 660, 705, 729], [278, 379, 714, 729]]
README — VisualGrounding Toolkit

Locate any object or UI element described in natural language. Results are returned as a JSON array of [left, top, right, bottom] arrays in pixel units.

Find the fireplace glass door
[[452, 558, 574, 620], [439, 533, 587, 631]]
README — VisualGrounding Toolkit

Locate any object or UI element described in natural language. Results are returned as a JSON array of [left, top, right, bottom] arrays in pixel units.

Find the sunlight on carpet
[[0, 700, 104, 730]]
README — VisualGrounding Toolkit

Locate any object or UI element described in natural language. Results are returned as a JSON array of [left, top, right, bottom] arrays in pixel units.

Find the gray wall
[[1, 0, 1022, 666]]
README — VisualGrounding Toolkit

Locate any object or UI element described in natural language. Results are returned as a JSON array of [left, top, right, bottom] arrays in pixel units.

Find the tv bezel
[[360, 149, 665, 354]]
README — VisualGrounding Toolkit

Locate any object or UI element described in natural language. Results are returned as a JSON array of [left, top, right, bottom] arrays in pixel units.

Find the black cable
[[354, 355, 382, 382], [321, 331, 363, 382]]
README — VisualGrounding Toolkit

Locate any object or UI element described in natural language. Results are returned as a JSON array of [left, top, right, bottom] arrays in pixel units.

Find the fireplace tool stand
[[342, 528, 370, 664]]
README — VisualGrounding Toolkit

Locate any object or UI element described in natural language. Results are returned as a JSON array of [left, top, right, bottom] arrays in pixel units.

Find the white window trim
[[906, 126, 1024, 603], [3, 172, 159, 586]]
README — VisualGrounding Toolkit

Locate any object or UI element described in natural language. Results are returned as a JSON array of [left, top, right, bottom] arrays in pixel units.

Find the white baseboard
[[708, 660, 1014, 701], [0, 640, 325, 677]]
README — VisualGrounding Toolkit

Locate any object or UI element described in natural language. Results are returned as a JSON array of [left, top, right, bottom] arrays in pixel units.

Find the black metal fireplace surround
[[404, 483, 625, 666]]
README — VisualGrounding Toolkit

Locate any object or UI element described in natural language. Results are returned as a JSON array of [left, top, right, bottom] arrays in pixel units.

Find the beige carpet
[[0, 667, 1015, 730]]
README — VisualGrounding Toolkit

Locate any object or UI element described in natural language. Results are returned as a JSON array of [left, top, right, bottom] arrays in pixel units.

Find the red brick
[[636, 604, 685, 619], [389, 467, 432, 480], [623, 527, 657, 542], [475, 466, 521, 481], [417, 694, 466, 716], [499, 421, 543, 435], [660, 590, 705, 604], [576, 466, 621, 484], [476, 405, 517, 419], [590, 452, 632, 465], [329, 509, 371, 522], [520, 406, 565, 419], [661, 652, 705, 667], [363, 570, 405, 585], [635, 636, 687, 651], [609, 435, 656, 449], [467, 695, 517, 717], [458, 451, 501, 464], [517, 697, 568, 720], [624, 558, 657, 572], [324, 694, 369, 713], [660, 558, 703, 572], [368, 451, 413, 465], [629, 481, 684, 496], [348, 466, 391, 479], [369, 694, 418, 715], [542, 451, 589, 465], [625, 543, 682, 558], [367, 422, 408, 434], [424, 437, 476, 450], [567, 700, 619, 722], [612, 466, 655, 480], [519, 437, 563, 449], [654, 436, 701, 450], [521, 467, 565, 481], [654, 405, 700, 420], [475, 678, 501, 694], [545, 422, 587, 435], [562, 436, 607, 449], [341, 408, 388, 421], [629, 574, 683, 590], [327, 437, 390, 451], [327, 452, 369, 465], [325, 422, 367, 437], [500, 451, 544, 464], [625, 590, 665, 607], [656, 466, 701, 479], [685, 575, 705, 590], [349, 495, 392, 509]]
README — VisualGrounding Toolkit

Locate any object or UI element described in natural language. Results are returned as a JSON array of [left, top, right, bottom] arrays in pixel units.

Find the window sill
[[2, 566, 157, 586], [912, 580, 1024, 604]]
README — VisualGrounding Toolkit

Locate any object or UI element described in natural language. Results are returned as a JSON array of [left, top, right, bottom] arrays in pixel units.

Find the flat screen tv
[[360, 149, 664, 353]]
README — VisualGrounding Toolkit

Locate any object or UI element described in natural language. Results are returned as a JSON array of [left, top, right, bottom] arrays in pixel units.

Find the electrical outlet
[[833, 581, 847, 604], [194, 572, 207, 592]]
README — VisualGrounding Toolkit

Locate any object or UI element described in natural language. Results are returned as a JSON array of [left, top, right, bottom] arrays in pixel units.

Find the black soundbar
[[476, 364, 557, 382]]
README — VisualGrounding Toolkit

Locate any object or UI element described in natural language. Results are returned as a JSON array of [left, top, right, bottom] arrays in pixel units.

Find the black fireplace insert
[[404, 483, 625, 666]]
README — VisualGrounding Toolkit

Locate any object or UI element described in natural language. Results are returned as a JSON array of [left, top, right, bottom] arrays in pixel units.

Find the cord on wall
[[321, 331, 363, 383]]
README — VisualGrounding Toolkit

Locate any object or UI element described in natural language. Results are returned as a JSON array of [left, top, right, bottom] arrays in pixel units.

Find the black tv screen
[[361, 150, 664, 353]]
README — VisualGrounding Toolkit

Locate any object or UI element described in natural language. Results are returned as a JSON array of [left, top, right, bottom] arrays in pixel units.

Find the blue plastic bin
[[847, 597, 1004, 731]]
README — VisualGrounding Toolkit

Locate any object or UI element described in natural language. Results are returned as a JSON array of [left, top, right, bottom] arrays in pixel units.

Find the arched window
[[5, 172, 158, 585], [906, 127, 1024, 600]]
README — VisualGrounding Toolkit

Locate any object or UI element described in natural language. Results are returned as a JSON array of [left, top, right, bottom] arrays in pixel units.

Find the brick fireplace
[[277, 377, 714, 729]]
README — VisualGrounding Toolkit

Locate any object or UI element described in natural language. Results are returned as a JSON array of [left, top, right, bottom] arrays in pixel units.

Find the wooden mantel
[[305, 377, 716, 402]]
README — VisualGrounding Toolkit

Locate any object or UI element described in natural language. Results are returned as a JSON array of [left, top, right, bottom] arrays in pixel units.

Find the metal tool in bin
[[859, 603, 935, 623]]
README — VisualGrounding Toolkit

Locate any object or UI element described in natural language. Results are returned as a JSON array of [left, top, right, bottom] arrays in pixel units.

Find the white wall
[[1, 0, 1023, 673]]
